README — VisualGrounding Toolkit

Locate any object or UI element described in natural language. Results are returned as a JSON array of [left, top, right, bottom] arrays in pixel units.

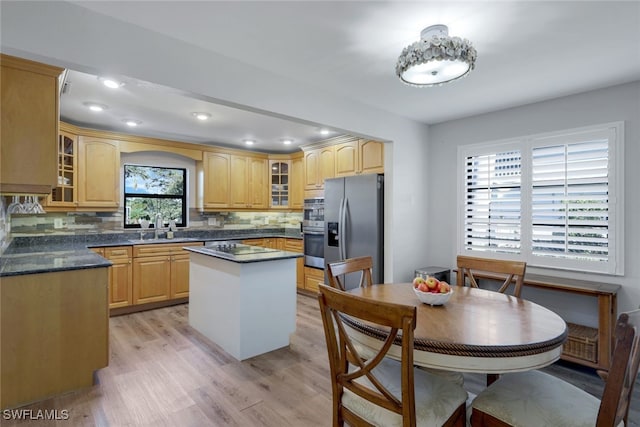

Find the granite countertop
[[0, 228, 303, 277], [185, 246, 303, 264]]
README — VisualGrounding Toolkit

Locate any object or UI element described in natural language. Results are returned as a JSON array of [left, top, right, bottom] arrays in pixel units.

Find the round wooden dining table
[[344, 283, 568, 374]]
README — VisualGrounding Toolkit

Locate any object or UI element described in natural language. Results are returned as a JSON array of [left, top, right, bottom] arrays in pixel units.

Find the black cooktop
[[206, 241, 275, 255]]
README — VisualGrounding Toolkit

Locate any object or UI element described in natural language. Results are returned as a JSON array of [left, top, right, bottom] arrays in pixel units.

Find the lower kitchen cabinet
[[104, 246, 132, 309], [133, 255, 171, 304], [170, 252, 191, 299], [284, 238, 304, 289], [92, 246, 133, 309], [304, 266, 325, 293], [132, 242, 203, 305], [242, 238, 265, 247]]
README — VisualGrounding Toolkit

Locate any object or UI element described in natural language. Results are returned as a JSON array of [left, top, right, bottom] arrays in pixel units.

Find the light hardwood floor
[[4, 294, 639, 426]]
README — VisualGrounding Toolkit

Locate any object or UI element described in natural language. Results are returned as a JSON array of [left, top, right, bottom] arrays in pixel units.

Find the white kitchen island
[[185, 244, 301, 361]]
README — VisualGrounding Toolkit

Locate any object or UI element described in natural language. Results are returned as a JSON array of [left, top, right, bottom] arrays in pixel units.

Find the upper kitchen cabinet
[[0, 54, 63, 194], [202, 151, 231, 209], [46, 122, 78, 208], [269, 158, 290, 209], [268, 152, 304, 210], [77, 136, 120, 209], [230, 154, 269, 209], [303, 145, 335, 193], [335, 138, 384, 177], [289, 152, 304, 209]]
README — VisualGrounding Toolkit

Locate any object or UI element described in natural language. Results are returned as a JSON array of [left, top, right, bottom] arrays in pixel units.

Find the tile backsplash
[[7, 208, 302, 237]]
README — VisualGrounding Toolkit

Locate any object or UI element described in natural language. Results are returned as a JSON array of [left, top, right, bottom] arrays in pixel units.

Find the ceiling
[[60, 1, 640, 153]]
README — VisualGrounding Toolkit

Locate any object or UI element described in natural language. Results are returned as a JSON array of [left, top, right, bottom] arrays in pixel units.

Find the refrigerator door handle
[[340, 197, 348, 260]]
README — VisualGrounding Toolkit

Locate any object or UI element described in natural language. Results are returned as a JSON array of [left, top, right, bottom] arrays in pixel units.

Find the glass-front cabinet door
[[48, 130, 77, 207], [270, 160, 290, 208]]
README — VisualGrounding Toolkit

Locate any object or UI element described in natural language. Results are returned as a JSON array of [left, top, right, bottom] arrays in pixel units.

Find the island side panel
[[1, 267, 109, 409], [188, 253, 242, 359], [238, 258, 296, 360]]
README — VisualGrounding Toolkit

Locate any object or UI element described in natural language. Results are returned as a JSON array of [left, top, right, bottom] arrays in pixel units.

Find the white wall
[[0, 1, 431, 282], [427, 81, 640, 313]]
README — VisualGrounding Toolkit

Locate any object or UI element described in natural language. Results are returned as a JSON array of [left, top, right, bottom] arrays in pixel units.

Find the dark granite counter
[[0, 228, 303, 277], [0, 250, 112, 277]]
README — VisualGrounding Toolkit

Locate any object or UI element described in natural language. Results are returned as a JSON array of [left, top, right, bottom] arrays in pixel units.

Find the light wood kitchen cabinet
[[170, 253, 192, 299], [268, 152, 304, 210], [132, 242, 203, 305], [335, 139, 384, 177], [263, 237, 284, 250], [290, 153, 304, 209], [285, 238, 304, 289], [1, 54, 63, 194], [230, 155, 269, 209], [242, 238, 265, 247], [47, 128, 78, 208], [203, 151, 231, 209], [133, 255, 171, 305], [269, 160, 290, 208], [77, 136, 120, 209], [91, 246, 132, 309], [303, 145, 335, 191], [304, 266, 325, 293], [104, 246, 133, 309]]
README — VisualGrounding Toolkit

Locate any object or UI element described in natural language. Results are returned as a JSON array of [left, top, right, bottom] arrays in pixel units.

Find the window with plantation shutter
[[464, 150, 522, 254], [458, 122, 624, 275]]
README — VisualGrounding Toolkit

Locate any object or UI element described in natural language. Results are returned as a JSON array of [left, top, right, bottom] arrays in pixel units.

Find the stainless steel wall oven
[[302, 198, 324, 268]]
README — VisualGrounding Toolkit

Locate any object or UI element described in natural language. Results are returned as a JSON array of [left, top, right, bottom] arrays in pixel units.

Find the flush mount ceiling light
[[244, 139, 255, 146], [192, 112, 211, 121], [83, 102, 108, 112], [319, 128, 330, 136], [282, 139, 293, 145], [123, 119, 142, 127], [98, 77, 124, 89], [396, 24, 477, 87]]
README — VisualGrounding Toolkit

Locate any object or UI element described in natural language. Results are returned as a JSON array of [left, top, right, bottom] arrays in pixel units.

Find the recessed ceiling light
[[83, 102, 108, 112], [124, 119, 141, 127], [192, 112, 211, 121], [282, 139, 293, 145], [244, 140, 255, 146], [98, 77, 124, 89], [320, 128, 330, 135]]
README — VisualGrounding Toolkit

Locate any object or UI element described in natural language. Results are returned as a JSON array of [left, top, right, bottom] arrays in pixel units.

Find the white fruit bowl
[[413, 287, 453, 306]]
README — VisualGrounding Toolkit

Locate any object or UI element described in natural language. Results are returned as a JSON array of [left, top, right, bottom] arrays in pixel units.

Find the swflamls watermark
[[2, 409, 69, 420]]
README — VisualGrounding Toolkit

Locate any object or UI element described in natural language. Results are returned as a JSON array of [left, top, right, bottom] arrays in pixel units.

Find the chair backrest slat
[[456, 255, 526, 297], [327, 256, 374, 291]]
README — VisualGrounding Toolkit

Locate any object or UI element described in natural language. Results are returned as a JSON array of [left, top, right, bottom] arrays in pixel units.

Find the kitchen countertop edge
[[0, 229, 303, 276]]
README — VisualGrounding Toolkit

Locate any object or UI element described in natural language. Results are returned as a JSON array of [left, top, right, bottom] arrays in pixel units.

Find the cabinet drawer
[[304, 266, 325, 292], [284, 239, 303, 253], [133, 242, 202, 257], [104, 246, 132, 260]]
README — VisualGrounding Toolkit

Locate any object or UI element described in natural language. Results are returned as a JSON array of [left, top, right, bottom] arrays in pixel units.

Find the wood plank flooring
[[4, 293, 639, 426]]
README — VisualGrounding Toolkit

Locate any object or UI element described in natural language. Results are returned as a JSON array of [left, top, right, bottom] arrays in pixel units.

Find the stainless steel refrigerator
[[324, 174, 384, 289]]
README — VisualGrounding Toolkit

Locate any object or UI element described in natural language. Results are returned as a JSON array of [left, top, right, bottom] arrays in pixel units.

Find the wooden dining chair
[[317, 284, 467, 427], [470, 309, 640, 427], [326, 256, 374, 291], [456, 255, 527, 298]]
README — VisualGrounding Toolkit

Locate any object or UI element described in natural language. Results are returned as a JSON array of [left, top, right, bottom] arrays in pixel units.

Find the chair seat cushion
[[471, 370, 623, 427], [343, 357, 468, 427]]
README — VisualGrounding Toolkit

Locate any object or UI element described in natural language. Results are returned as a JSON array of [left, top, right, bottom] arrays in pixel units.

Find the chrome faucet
[[154, 213, 163, 239]]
